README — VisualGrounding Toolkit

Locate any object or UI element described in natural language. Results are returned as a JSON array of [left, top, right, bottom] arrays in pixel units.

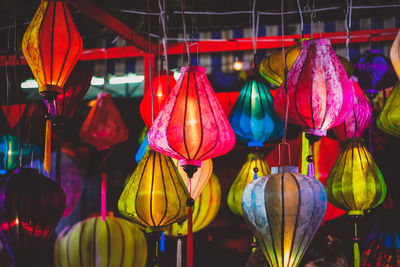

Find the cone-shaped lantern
[[332, 77, 372, 142], [242, 166, 327, 267], [140, 71, 176, 128], [227, 152, 270, 216], [274, 39, 354, 137], [118, 149, 190, 230], [377, 82, 400, 137], [164, 172, 221, 236], [0, 168, 66, 266], [229, 74, 283, 147], [80, 93, 128, 150], [54, 215, 147, 267]]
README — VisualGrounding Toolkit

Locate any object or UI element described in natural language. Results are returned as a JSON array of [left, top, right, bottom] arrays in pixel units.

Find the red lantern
[[140, 71, 176, 128]]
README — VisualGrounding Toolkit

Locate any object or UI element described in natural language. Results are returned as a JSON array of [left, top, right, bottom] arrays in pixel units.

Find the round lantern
[[332, 77, 372, 142], [242, 167, 327, 267], [118, 149, 190, 230], [229, 74, 283, 147], [173, 159, 213, 200], [54, 216, 147, 267], [140, 71, 176, 128], [227, 152, 270, 216], [377, 82, 400, 137], [165, 172, 221, 236], [274, 38, 354, 137], [0, 168, 66, 266]]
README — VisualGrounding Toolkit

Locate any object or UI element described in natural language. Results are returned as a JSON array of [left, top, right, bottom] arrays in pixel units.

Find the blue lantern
[[135, 134, 149, 163]]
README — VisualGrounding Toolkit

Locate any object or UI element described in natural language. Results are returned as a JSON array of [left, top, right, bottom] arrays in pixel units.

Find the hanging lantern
[[148, 66, 235, 178], [118, 149, 190, 230], [165, 172, 221, 236], [54, 215, 147, 267], [242, 167, 327, 267], [377, 82, 400, 137], [140, 71, 177, 128], [135, 134, 149, 163], [1, 104, 26, 130], [332, 77, 372, 142], [80, 93, 129, 150], [274, 38, 354, 137], [229, 74, 284, 147], [0, 168, 66, 266], [391, 30, 400, 79], [173, 159, 213, 200], [227, 152, 270, 216]]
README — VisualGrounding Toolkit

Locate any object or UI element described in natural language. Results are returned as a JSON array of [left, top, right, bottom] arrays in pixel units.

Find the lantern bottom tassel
[[187, 206, 193, 267], [44, 116, 52, 173], [353, 219, 360, 267], [177, 228, 182, 267], [101, 172, 107, 220]]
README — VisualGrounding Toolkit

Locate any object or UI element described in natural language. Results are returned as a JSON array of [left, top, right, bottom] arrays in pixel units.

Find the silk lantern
[[173, 159, 213, 200], [377, 82, 400, 137], [227, 153, 270, 216], [325, 139, 386, 267], [229, 74, 284, 147], [274, 38, 354, 137], [118, 149, 190, 230], [242, 166, 327, 267], [165, 172, 221, 236], [332, 77, 372, 142], [54, 216, 147, 267], [140, 71, 176, 128], [0, 168, 66, 266]]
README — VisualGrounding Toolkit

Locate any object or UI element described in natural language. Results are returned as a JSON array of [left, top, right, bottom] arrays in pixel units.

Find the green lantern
[[377, 82, 400, 137]]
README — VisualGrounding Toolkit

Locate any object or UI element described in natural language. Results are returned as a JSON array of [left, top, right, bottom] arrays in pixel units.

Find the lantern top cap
[[180, 66, 206, 74], [302, 38, 331, 47]]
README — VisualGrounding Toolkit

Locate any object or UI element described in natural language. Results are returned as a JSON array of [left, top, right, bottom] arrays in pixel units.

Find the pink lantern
[[275, 38, 354, 136], [332, 77, 372, 141]]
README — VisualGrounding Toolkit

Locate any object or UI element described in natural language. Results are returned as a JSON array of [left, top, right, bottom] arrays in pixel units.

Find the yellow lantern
[[227, 153, 270, 215]]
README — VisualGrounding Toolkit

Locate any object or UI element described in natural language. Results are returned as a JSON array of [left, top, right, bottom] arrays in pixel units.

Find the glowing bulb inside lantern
[[7, 150, 12, 156], [15, 217, 19, 225], [233, 60, 243, 71], [188, 119, 196, 125], [157, 92, 163, 98]]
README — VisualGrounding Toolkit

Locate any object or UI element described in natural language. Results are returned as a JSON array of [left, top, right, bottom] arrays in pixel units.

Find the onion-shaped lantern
[[54, 215, 147, 267], [274, 38, 354, 137], [140, 71, 176, 128], [377, 82, 400, 137], [165, 172, 221, 236], [229, 74, 283, 147], [227, 153, 270, 216], [118, 149, 190, 231], [242, 167, 327, 267], [0, 168, 66, 266]]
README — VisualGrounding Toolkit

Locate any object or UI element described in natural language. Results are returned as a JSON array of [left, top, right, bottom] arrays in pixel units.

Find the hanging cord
[[281, 0, 289, 144], [180, 0, 191, 65], [147, 0, 155, 124], [158, 0, 171, 94], [252, 154, 258, 180], [345, 0, 353, 60], [251, 0, 258, 67], [352, 217, 361, 267], [296, 0, 304, 38], [176, 224, 182, 267], [186, 177, 194, 267], [103, 48, 108, 93]]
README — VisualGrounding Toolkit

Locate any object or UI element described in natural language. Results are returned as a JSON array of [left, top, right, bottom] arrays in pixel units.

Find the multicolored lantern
[[242, 167, 327, 267], [0, 168, 66, 266], [227, 153, 270, 216], [377, 82, 400, 137], [54, 215, 147, 267], [274, 38, 354, 137], [332, 77, 372, 142], [118, 149, 190, 230], [140, 71, 176, 128], [229, 74, 283, 147]]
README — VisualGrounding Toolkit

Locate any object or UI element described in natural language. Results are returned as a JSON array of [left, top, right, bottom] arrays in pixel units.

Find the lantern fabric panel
[[54, 216, 147, 267], [148, 66, 235, 165], [227, 153, 270, 216], [274, 39, 354, 136], [377, 82, 400, 137], [325, 140, 386, 214], [22, 0, 82, 95], [229, 75, 284, 147], [118, 149, 189, 230], [242, 171, 327, 267]]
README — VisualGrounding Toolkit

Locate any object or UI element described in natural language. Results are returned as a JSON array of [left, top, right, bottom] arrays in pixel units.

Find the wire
[[281, 0, 289, 144], [251, 0, 258, 63], [345, 0, 353, 60], [158, 0, 171, 94], [296, 0, 304, 38], [147, 0, 154, 123], [180, 0, 191, 65]]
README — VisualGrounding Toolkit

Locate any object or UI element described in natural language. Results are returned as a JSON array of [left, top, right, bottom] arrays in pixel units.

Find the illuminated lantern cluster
[[54, 216, 147, 267], [377, 82, 400, 137]]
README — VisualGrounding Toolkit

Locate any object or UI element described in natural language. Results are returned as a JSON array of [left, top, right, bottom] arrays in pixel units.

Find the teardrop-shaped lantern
[[377, 82, 400, 137], [332, 77, 372, 142], [118, 149, 190, 230], [148, 66, 235, 176], [274, 38, 354, 136], [165, 172, 221, 236], [242, 167, 327, 267], [54, 215, 147, 267], [229, 74, 283, 147], [227, 152, 270, 216], [80, 93, 129, 150], [140, 71, 176, 128], [173, 159, 213, 200], [0, 168, 66, 266]]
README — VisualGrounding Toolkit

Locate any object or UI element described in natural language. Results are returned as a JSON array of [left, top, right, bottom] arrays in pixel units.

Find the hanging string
[[345, 0, 353, 60], [187, 177, 194, 267], [251, 0, 258, 67], [353, 220, 360, 267], [280, 0, 289, 144], [147, 0, 155, 124], [296, 0, 304, 38], [158, 0, 171, 95], [180, 0, 191, 65]]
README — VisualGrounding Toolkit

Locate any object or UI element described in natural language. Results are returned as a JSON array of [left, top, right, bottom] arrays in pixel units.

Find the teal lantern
[[229, 74, 283, 147]]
